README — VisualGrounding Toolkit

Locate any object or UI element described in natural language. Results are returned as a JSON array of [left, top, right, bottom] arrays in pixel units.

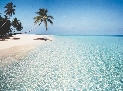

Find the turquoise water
[[0, 35, 123, 91]]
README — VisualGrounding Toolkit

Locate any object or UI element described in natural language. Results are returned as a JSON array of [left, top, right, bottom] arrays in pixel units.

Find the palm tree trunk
[[0, 22, 6, 28], [21, 23, 41, 34], [0, 15, 10, 29]]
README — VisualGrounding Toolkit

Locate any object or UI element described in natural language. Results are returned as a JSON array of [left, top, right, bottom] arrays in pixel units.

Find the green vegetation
[[34, 8, 54, 31], [0, 2, 54, 40], [0, 2, 23, 40]]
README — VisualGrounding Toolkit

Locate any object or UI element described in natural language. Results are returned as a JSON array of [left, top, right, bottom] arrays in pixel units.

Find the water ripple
[[0, 36, 123, 90]]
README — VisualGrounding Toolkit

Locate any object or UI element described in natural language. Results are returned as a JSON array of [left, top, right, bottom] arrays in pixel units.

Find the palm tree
[[4, 2, 16, 17], [0, 15, 10, 33], [33, 8, 54, 31], [0, 2, 16, 29], [0, 2, 23, 40], [0, 15, 11, 40], [12, 18, 23, 32]]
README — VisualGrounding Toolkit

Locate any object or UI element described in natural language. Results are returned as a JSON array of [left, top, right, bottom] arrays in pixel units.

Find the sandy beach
[[0, 34, 53, 50], [0, 34, 53, 67]]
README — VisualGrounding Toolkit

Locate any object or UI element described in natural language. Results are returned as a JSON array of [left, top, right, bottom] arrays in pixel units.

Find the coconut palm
[[4, 2, 16, 17], [16, 22, 23, 31], [0, 16, 11, 40], [12, 18, 20, 28], [0, 2, 23, 40], [0, 15, 10, 33], [0, 2, 16, 29], [12, 18, 23, 32], [0, 15, 2, 21], [33, 8, 54, 31]]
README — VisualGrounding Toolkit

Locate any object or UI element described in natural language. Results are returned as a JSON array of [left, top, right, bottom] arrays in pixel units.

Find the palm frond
[[47, 19, 53, 25], [34, 8, 53, 31], [44, 19, 47, 31], [33, 16, 43, 24], [4, 2, 16, 17], [45, 9, 48, 14], [47, 15, 54, 19]]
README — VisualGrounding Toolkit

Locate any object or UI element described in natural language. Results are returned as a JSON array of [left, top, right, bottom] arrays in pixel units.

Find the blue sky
[[0, 0, 123, 35]]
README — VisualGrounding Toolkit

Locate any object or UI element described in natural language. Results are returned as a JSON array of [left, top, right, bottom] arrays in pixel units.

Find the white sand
[[0, 34, 53, 66], [0, 34, 53, 50]]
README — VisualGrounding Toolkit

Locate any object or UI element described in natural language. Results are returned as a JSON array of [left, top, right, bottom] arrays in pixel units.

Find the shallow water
[[0, 35, 123, 90]]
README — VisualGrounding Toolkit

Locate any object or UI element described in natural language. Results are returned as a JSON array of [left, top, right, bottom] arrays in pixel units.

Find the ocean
[[0, 35, 123, 91]]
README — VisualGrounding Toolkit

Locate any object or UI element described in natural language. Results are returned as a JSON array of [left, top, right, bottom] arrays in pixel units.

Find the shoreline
[[0, 34, 53, 50], [0, 34, 53, 67]]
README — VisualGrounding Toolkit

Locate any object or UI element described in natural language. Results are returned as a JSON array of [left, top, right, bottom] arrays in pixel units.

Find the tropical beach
[[0, 35, 123, 90], [0, 34, 53, 68], [0, 0, 123, 91], [0, 34, 53, 50], [0, 34, 52, 54]]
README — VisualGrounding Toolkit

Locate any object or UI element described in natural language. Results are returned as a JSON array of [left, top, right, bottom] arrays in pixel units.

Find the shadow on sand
[[0, 36, 52, 41], [0, 36, 11, 41], [33, 38, 52, 41]]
